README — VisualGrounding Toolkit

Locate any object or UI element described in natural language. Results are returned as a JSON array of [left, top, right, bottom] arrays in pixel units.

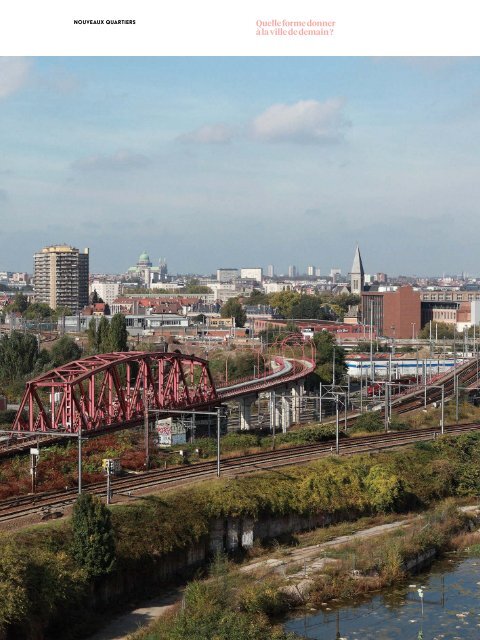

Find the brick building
[[361, 285, 421, 339]]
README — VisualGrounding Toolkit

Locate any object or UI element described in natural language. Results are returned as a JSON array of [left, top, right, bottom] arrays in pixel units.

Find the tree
[[5, 292, 28, 314], [220, 298, 247, 328], [335, 293, 361, 312], [107, 313, 128, 352], [53, 305, 72, 321], [365, 464, 407, 512], [0, 332, 39, 380], [248, 289, 269, 306], [0, 538, 29, 631], [90, 289, 104, 304], [312, 331, 347, 384], [87, 318, 97, 353], [268, 291, 301, 318], [24, 303, 54, 321], [182, 279, 212, 294], [96, 316, 110, 353], [71, 493, 115, 579], [48, 335, 82, 367], [290, 296, 334, 320], [418, 322, 454, 340]]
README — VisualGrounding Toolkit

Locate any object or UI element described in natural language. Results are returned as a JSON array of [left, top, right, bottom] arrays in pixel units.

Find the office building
[[34, 245, 89, 313], [89, 281, 120, 306], [240, 267, 263, 282], [216, 268, 239, 282], [362, 285, 421, 338]]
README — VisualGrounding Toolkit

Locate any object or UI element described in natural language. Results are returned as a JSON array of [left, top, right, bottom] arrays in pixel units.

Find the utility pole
[[144, 392, 149, 470], [216, 407, 221, 476], [319, 383, 322, 423], [78, 425, 82, 495], [424, 361, 427, 408], [455, 374, 459, 423], [360, 364, 363, 413], [335, 395, 339, 454], [332, 347, 336, 387], [106, 462, 112, 505], [272, 391, 276, 450], [30, 446, 39, 494], [384, 383, 389, 432], [441, 385, 444, 435]]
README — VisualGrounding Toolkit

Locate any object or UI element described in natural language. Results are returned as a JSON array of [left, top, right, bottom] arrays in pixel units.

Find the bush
[[365, 465, 407, 513], [389, 416, 409, 431], [276, 424, 337, 445], [71, 493, 116, 579], [0, 539, 29, 632], [350, 412, 384, 433], [0, 409, 18, 425]]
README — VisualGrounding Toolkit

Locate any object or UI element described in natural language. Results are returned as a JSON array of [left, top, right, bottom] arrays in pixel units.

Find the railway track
[[2, 421, 480, 526]]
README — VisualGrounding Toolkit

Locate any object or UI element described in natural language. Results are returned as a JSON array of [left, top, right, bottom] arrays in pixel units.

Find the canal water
[[284, 554, 480, 639]]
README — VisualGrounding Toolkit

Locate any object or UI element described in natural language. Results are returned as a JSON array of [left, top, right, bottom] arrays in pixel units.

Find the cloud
[[177, 123, 233, 144], [251, 98, 349, 144], [0, 57, 31, 100], [72, 149, 151, 172], [0, 189, 8, 203]]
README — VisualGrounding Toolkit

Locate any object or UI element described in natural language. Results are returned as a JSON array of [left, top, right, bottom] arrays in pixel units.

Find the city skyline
[[1, 57, 480, 274]]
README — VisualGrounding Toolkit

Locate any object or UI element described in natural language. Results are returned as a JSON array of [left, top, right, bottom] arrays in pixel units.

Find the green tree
[[5, 292, 28, 314], [312, 331, 346, 384], [53, 305, 72, 321], [96, 316, 110, 353], [107, 313, 129, 352], [48, 335, 82, 367], [71, 493, 115, 579], [248, 289, 269, 306], [24, 303, 55, 320], [365, 464, 407, 512], [87, 318, 97, 353], [335, 293, 361, 312], [0, 332, 39, 380], [220, 298, 247, 328], [418, 322, 454, 339], [269, 291, 301, 318], [90, 289, 104, 304], [0, 539, 29, 631], [183, 279, 212, 294], [290, 296, 333, 320]]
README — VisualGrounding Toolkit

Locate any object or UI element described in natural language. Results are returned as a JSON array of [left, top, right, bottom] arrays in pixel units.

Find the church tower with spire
[[350, 245, 365, 294]]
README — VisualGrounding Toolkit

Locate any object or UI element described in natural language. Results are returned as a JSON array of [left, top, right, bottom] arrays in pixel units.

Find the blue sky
[[1, 57, 480, 277]]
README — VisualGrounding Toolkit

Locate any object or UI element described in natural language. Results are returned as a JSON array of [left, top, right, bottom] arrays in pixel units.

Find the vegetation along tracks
[[1, 422, 480, 525]]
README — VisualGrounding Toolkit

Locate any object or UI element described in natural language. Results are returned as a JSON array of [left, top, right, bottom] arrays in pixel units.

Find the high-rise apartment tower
[[34, 245, 89, 313]]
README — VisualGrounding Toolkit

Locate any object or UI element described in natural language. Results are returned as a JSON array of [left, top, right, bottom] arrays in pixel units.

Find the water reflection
[[285, 555, 480, 639]]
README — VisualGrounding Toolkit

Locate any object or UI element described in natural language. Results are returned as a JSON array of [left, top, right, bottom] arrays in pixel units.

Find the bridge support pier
[[291, 384, 303, 424], [281, 394, 291, 433], [239, 396, 255, 431]]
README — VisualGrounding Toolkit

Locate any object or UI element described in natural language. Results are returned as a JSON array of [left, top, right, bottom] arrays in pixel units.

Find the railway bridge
[[12, 345, 316, 435]]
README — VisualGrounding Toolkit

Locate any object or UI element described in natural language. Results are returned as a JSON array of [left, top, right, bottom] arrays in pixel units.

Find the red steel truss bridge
[[12, 345, 316, 435]]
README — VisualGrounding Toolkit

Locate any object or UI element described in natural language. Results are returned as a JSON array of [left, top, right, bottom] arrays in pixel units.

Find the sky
[[1, 56, 480, 277]]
